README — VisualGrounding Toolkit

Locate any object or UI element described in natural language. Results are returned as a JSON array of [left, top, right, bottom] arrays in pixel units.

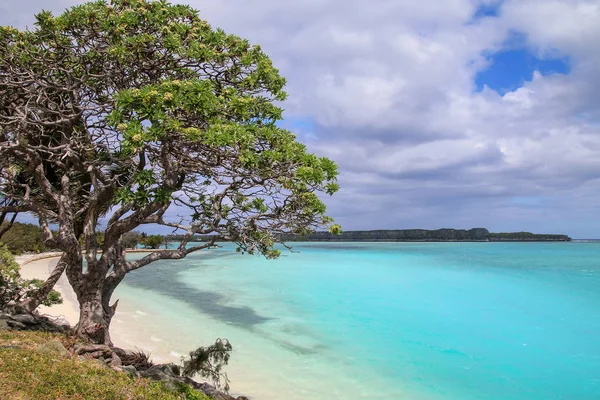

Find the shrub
[[181, 339, 232, 392], [0, 244, 62, 310]]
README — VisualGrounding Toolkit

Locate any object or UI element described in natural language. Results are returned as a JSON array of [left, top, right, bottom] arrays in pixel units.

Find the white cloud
[[2, 0, 600, 236]]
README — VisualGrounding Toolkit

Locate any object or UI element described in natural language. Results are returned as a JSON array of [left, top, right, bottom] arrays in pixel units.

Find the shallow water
[[112, 242, 600, 399]]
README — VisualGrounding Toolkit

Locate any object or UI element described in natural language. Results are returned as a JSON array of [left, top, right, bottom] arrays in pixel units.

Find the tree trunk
[[76, 290, 114, 345]]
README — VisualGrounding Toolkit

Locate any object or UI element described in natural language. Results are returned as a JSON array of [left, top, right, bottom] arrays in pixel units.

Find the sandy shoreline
[[16, 254, 151, 354], [17, 254, 80, 327], [15, 252, 409, 400], [15, 254, 265, 399]]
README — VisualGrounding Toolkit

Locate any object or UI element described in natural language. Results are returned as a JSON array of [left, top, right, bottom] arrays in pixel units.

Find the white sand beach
[[17, 254, 79, 327], [16, 254, 144, 353]]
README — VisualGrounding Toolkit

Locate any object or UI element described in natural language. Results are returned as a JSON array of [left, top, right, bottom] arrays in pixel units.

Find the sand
[[16, 254, 135, 351], [17, 254, 79, 327]]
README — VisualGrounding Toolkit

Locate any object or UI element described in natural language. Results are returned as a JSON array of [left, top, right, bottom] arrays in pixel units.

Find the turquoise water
[[115, 242, 600, 399]]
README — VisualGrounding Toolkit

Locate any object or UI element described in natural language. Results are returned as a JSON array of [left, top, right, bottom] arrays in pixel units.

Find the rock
[[182, 378, 238, 400], [36, 339, 69, 357], [73, 343, 112, 356], [110, 353, 123, 367], [34, 314, 71, 333], [10, 313, 37, 325], [122, 365, 138, 377], [6, 319, 26, 330], [139, 365, 182, 392], [0, 312, 70, 333], [161, 363, 181, 377]]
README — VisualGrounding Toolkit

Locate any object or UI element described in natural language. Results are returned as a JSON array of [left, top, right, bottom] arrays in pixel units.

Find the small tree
[[182, 339, 233, 392], [140, 235, 164, 249], [0, 0, 339, 344], [122, 231, 141, 249]]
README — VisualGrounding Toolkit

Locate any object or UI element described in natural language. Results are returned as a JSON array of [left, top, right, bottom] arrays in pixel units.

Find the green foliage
[[488, 232, 571, 241], [140, 235, 164, 249], [284, 228, 572, 242], [0, 244, 62, 310], [0, 0, 338, 257], [0, 244, 21, 308], [122, 231, 142, 249], [0, 222, 47, 255], [79, 231, 105, 247], [176, 383, 209, 400], [181, 339, 232, 392], [328, 224, 342, 235], [1, 0, 341, 340]]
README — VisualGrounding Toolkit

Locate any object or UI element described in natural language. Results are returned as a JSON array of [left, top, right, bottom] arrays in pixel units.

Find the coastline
[[17, 252, 387, 400], [16, 254, 79, 327], [15, 254, 162, 351], [15, 253, 273, 399]]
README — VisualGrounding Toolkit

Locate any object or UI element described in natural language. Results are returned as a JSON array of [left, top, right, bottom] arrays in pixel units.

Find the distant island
[[164, 228, 571, 243], [281, 228, 572, 242]]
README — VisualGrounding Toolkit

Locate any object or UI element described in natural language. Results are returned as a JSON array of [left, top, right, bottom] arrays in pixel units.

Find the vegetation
[[0, 0, 339, 344], [182, 338, 232, 392], [0, 244, 62, 310], [122, 231, 142, 249], [140, 235, 164, 250], [0, 222, 48, 254], [488, 232, 571, 241], [284, 228, 572, 242], [0, 330, 210, 400]]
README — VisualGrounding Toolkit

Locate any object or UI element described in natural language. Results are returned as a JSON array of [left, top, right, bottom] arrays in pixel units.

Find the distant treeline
[[0, 225, 570, 255], [280, 228, 572, 242], [166, 228, 571, 243], [0, 222, 49, 254], [0, 223, 165, 255]]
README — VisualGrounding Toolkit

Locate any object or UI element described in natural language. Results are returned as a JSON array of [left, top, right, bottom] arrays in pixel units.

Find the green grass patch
[[0, 330, 210, 400]]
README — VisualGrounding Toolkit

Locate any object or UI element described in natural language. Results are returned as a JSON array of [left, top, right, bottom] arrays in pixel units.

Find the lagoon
[[113, 242, 600, 399]]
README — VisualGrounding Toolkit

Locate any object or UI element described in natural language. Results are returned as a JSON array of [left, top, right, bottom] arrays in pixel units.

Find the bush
[[0, 244, 62, 310], [0, 243, 21, 308], [140, 235, 164, 249], [181, 339, 232, 392], [122, 231, 142, 249]]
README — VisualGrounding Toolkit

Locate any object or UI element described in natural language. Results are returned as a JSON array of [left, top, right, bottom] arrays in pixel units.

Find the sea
[[111, 242, 600, 399]]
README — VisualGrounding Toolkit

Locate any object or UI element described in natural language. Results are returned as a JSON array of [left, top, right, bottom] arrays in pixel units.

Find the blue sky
[[3, 0, 600, 238], [475, 49, 570, 93]]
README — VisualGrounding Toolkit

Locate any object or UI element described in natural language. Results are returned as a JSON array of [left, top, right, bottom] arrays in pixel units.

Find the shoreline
[[16, 255, 79, 327], [15, 253, 267, 399], [15, 253, 162, 349], [16, 249, 437, 400]]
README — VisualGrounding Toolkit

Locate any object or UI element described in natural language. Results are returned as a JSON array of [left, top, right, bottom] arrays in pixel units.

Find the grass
[[0, 330, 210, 400]]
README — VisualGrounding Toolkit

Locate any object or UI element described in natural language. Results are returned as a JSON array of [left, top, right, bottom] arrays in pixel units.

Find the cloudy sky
[[3, 0, 600, 238]]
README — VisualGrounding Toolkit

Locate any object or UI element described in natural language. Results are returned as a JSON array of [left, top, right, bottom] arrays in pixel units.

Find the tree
[[122, 231, 142, 249], [182, 339, 232, 392], [140, 235, 164, 249], [0, 0, 339, 344]]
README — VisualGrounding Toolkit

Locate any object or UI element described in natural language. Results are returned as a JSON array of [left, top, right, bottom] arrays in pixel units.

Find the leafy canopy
[[0, 0, 340, 262]]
